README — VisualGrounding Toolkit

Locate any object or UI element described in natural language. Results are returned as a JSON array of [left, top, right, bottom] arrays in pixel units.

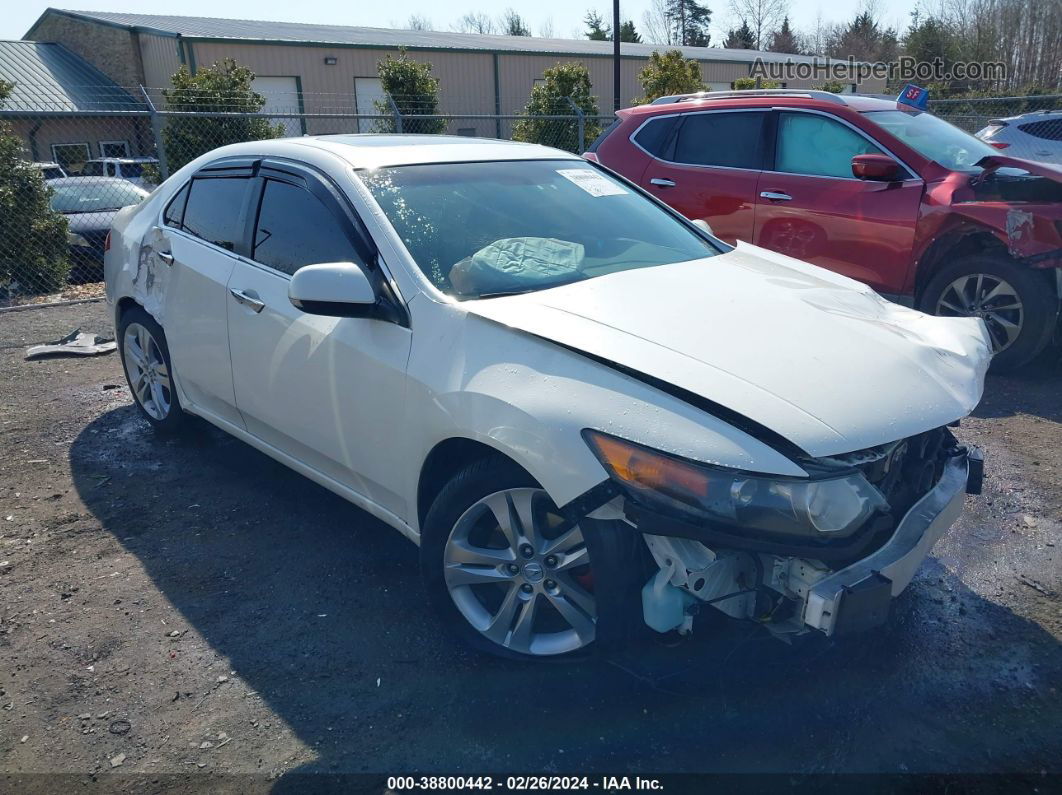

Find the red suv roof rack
[[650, 89, 849, 106]]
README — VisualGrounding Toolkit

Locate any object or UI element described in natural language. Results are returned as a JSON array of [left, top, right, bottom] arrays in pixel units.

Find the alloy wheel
[[935, 272, 1024, 353], [122, 322, 172, 420], [443, 488, 596, 656]]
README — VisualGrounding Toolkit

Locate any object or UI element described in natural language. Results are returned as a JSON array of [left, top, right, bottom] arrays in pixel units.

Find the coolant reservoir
[[641, 568, 698, 634]]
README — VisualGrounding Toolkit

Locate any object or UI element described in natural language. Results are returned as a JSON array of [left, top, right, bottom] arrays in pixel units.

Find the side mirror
[[288, 262, 377, 317], [691, 218, 714, 236], [852, 154, 903, 182]]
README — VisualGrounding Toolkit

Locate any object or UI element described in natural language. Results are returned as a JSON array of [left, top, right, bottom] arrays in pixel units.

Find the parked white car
[[105, 136, 991, 659], [81, 157, 159, 188], [976, 111, 1062, 164]]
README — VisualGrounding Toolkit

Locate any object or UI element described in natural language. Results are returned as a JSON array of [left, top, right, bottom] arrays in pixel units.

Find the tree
[[512, 62, 601, 153], [538, 17, 555, 37], [620, 21, 642, 42], [826, 11, 898, 62], [501, 9, 531, 36], [453, 12, 495, 34], [635, 49, 705, 103], [768, 16, 800, 53], [0, 80, 70, 294], [585, 10, 610, 40], [813, 80, 846, 92], [161, 59, 284, 173], [642, 0, 678, 44], [405, 14, 432, 31], [666, 0, 712, 47], [733, 76, 780, 88], [374, 52, 446, 134], [724, 20, 756, 48], [728, 0, 788, 50]]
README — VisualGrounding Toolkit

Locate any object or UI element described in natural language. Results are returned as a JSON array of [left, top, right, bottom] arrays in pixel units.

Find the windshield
[[49, 181, 146, 214], [864, 109, 1002, 171], [359, 160, 718, 299]]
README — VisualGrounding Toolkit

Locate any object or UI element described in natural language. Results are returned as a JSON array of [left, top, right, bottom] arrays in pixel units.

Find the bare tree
[[727, 0, 789, 50], [642, 0, 678, 44], [538, 16, 555, 37], [453, 12, 496, 34], [406, 14, 432, 31], [501, 8, 532, 36]]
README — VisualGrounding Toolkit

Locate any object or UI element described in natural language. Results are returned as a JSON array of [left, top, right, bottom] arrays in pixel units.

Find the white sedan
[[105, 135, 991, 659]]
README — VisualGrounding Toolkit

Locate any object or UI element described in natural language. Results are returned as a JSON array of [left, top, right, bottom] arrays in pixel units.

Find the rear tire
[[419, 455, 646, 660], [920, 254, 1058, 372], [117, 306, 187, 435]]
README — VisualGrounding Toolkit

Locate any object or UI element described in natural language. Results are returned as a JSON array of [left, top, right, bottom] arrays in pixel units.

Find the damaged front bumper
[[630, 445, 983, 639], [804, 446, 979, 636]]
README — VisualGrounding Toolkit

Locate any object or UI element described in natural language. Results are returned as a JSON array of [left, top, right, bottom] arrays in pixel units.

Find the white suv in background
[[977, 111, 1062, 164], [80, 157, 160, 188]]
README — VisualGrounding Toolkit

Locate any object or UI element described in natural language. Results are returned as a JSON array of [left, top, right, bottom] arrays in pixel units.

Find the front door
[[754, 111, 924, 294], [640, 110, 768, 244], [151, 174, 254, 427], [226, 168, 412, 518]]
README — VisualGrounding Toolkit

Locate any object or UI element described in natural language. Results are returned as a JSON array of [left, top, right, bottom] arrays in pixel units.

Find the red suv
[[588, 90, 1062, 369]]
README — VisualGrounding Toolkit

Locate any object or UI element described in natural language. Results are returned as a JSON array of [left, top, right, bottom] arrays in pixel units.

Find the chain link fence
[[2, 87, 1059, 307]]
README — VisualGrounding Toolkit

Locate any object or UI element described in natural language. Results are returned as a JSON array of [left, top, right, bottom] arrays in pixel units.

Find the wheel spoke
[[508, 594, 539, 650], [445, 563, 512, 587], [987, 313, 1021, 348], [482, 585, 522, 644], [446, 538, 515, 567], [554, 574, 596, 615], [480, 491, 520, 549], [154, 360, 170, 381], [938, 299, 967, 315], [149, 379, 167, 417], [545, 590, 595, 643], [979, 280, 1014, 306]]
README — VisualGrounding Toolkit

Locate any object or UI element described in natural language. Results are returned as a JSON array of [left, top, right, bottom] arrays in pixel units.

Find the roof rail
[[650, 89, 848, 106]]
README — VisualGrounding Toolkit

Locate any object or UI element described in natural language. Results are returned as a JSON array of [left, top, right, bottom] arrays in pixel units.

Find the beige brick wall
[[29, 14, 145, 88]]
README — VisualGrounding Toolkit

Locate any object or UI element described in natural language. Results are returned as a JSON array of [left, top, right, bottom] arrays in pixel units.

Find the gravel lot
[[1, 300, 1060, 788]]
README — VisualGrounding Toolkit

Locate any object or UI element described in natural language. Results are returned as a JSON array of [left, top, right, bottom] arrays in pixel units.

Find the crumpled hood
[[976, 154, 1062, 182], [463, 242, 992, 458]]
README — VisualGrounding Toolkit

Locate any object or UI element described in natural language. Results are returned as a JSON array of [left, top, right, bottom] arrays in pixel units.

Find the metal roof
[[0, 40, 144, 112], [36, 9, 823, 64]]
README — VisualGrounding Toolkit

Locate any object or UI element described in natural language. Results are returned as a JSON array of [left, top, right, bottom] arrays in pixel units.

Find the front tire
[[420, 456, 644, 660], [920, 254, 1058, 371], [117, 306, 187, 434]]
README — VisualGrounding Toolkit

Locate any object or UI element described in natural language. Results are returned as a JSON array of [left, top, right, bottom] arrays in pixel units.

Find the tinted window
[[673, 112, 765, 168], [633, 116, 679, 158], [122, 163, 145, 178], [49, 181, 146, 213], [776, 113, 884, 178], [252, 180, 359, 276], [1018, 119, 1062, 141], [81, 161, 105, 177], [163, 183, 189, 228], [182, 177, 248, 251]]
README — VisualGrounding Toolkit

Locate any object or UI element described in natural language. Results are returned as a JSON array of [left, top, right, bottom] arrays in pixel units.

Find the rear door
[[753, 110, 924, 293], [638, 109, 767, 244], [225, 162, 412, 518], [151, 167, 255, 427]]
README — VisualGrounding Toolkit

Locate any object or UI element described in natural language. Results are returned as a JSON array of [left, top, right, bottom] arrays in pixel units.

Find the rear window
[[586, 118, 621, 152], [632, 116, 679, 158], [673, 112, 766, 169], [1018, 119, 1062, 141], [182, 177, 248, 251]]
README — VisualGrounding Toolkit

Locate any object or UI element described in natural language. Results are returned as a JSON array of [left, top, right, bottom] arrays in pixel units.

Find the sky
[[2, 0, 920, 46]]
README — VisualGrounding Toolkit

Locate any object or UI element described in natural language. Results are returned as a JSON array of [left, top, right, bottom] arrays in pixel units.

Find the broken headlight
[[584, 430, 888, 540]]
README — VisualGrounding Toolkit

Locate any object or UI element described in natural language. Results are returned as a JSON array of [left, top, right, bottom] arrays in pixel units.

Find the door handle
[[650, 178, 676, 187], [760, 191, 792, 201], [230, 288, 265, 313], [156, 251, 174, 265]]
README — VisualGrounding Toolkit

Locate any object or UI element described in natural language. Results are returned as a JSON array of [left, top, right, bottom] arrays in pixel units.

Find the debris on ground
[[25, 328, 116, 360]]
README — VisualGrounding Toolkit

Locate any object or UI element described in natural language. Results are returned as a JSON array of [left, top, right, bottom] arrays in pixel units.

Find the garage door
[[253, 76, 304, 137], [355, 77, 387, 134]]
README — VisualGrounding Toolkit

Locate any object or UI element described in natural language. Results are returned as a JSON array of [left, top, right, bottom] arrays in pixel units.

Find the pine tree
[[585, 10, 611, 40], [665, 0, 712, 47], [767, 16, 800, 54], [724, 20, 755, 49]]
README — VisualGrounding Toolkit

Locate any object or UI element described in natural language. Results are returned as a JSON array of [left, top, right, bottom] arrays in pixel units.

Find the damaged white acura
[[105, 135, 992, 658]]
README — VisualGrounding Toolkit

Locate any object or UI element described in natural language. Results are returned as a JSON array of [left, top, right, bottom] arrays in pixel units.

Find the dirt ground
[[1, 300, 1060, 789]]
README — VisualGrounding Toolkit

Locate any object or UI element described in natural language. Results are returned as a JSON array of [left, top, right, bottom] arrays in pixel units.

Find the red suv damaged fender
[[590, 92, 1062, 370]]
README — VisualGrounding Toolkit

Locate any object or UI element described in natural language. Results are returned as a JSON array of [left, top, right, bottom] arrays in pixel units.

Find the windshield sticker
[[557, 169, 628, 197]]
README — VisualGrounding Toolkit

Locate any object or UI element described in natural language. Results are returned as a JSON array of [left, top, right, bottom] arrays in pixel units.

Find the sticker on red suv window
[[557, 169, 627, 197]]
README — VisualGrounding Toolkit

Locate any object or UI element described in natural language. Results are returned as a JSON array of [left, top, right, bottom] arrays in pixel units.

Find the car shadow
[[69, 407, 1062, 779], [974, 347, 1062, 421]]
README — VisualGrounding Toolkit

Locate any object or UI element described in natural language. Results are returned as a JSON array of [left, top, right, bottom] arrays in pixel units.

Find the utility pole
[[613, 0, 621, 111]]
